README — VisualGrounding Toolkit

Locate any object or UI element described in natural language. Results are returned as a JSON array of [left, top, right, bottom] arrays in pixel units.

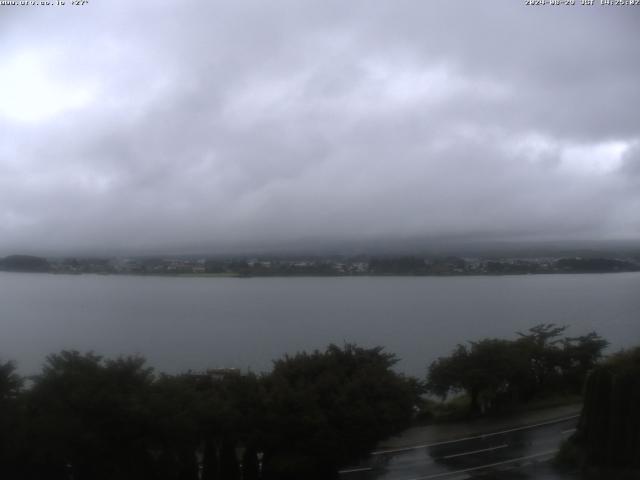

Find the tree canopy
[[262, 344, 422, 479], [427, 324, 608, 415], [570, 346, 640, 470], [0, 344, 420, 480]]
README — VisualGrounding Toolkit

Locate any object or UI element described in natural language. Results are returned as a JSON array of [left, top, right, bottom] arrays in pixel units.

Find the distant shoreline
[[2, 253, 638, 277], [2, 270, 639, 278]]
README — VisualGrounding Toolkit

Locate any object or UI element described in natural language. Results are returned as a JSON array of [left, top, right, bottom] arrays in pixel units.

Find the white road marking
[[338, 467, 373, 474], [371, 415, 579, 456], [561, 428, 576, 434], [403, 449, 558, 480], [441, 443, 509, 459]]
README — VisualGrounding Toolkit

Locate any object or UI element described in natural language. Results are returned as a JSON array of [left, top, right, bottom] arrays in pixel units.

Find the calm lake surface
[[1, 272, 639, 377]]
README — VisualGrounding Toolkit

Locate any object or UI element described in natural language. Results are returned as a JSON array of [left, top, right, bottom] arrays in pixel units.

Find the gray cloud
[[0, 0, 638, 254]]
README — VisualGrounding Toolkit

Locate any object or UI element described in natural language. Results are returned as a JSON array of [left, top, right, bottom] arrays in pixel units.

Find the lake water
[[1, 272, 639, 377]]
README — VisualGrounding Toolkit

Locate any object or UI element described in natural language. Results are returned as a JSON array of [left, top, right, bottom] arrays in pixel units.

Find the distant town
[[1, 252, 639, 276]]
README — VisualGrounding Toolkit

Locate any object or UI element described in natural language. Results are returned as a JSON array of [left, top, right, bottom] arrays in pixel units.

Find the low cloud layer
[[1, 1, 639, 254]]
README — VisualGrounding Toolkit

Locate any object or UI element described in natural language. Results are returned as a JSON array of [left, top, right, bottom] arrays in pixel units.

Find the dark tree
[[570, 347, 640, 470], [25, 351, 156, 480], [262, 344, 422, 479], [427, 339, 527, 415], [0, 360, 24, 477], [428, 325, 609, 415], [1, 344, 422, 479]]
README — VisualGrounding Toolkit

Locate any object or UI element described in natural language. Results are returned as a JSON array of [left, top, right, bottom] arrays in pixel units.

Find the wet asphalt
[[340, 416, 579, 480]]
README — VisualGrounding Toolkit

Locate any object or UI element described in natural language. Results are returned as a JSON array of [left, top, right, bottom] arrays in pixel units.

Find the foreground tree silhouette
[[0, 344, 420, 479], [427, 339, 525, 415], [427, 324, 608, 415], [261, 344, 422, 480], [0, 360, 24, 477], [147, 374, 202, 480], [567, 346, 640, 472], [25, 351, 156, 480]]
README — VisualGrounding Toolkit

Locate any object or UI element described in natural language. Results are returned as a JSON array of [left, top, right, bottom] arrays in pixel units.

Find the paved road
[[339, 415, 579, 480]]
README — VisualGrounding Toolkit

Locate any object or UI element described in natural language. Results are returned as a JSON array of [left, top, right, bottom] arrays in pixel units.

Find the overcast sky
[[1, 1, 639, 255]]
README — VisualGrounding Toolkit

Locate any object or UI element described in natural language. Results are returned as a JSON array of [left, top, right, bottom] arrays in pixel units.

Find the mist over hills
[[4, 236, 638, 261]]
